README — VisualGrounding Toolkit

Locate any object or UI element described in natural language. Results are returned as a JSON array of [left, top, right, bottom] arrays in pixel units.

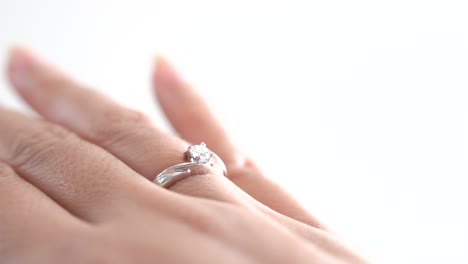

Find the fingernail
[[9, 48, 42, 90]]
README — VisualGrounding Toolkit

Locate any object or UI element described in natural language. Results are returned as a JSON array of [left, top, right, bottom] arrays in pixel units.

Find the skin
[[0, 48, 368, 263]]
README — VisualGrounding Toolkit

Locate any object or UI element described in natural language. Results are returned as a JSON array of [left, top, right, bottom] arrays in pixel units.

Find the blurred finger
[[154, 57, 245, 167], [153, 58, 326, 229]]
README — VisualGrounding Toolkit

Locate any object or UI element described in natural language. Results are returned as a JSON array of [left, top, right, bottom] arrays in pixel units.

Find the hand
[[0, 48, 367, 263]]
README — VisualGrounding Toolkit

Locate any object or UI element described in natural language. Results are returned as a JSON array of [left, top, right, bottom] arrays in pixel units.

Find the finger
[[0, 162, 85, 259], [153, 58, 327, 229], [8, 48, 250, 204], [154, 57, 244, 167], [0, 107, 150, 222]]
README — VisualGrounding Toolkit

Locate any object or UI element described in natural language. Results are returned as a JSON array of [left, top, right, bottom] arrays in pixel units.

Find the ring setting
[[186, 143, 215, 165], [154, 143, 226, 188]]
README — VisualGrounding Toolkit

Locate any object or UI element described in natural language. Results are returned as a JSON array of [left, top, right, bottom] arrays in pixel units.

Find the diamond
[[186, 142, 214, 165]]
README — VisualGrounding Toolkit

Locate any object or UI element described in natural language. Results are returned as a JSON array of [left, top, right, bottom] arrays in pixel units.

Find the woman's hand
[[0, 48, 367, 263]]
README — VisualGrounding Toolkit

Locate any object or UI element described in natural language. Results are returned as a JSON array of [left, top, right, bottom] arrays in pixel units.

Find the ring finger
[[7, 48, 324, 244], [153, 58, 327, 229]]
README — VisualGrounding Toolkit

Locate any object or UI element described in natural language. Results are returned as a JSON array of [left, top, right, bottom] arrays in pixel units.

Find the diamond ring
[[154, 143, 227, 188]]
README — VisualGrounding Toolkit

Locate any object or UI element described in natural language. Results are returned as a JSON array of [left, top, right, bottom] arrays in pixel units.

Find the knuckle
[[91, 108, 152, 146], [104, 108, 152, 129], [41, 122, 73, 140], [0, 162, 14, 179], [6, 123, 74, 169], [0, 163, 19, 189]]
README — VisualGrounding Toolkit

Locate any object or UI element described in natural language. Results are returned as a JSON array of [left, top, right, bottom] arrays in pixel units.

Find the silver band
[[154, 143, 227, 188]]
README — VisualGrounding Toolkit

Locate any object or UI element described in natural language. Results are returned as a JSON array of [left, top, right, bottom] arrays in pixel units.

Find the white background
[[1, 0, 467, 263]]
